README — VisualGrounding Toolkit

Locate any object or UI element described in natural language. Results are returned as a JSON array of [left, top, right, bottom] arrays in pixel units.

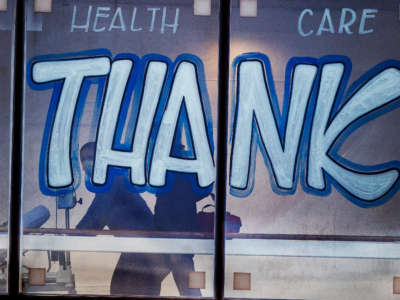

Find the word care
[[28, 51, 400, 207], [298, 8, 378, 37]]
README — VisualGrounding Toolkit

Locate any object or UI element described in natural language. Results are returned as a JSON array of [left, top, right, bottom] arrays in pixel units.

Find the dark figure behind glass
[[76, 142, 208, 296]]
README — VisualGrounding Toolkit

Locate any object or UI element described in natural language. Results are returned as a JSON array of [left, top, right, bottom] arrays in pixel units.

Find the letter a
[[149, 60, 215, 188]]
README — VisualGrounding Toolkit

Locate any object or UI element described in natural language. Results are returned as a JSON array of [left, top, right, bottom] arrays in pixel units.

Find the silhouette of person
[[153, 142, 212, 297], [154, 171, 207, 297], [76, 142, 207, 296], [77, 142, 168, 295]]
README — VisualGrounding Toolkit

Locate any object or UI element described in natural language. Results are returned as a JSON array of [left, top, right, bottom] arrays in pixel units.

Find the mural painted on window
[[29, 51, 400, 206], [230, 53, 400, 207], [226, 1, 400, 299], [28, 51, 215, 197], [21, 0, 400, 299], [22, 0, 219, 296]]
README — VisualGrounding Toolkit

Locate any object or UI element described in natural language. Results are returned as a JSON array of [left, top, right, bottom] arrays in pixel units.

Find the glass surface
[[0, 0, 15, 293], [226, 0, 400, 299], [22, 0, 219, 296]]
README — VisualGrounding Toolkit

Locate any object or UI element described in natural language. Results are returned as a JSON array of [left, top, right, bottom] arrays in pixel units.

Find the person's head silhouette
[[80, 142, 96, 175]]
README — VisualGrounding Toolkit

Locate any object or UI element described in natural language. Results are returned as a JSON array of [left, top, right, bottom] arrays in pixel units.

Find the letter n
[[230, 54, 317, 196]]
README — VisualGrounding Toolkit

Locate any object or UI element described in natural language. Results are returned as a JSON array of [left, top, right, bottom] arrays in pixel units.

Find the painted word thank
[[28, 50, 400, 207]]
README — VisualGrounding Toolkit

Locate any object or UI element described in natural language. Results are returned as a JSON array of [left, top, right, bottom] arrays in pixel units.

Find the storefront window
[[226, 0, 400, 299], [22, 0, 219, 296], [1, 0, 399, 298]]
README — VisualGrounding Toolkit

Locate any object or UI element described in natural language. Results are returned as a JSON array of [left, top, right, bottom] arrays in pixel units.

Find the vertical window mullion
[[214, 0, 230, 299], [9, 0, 25, 296]]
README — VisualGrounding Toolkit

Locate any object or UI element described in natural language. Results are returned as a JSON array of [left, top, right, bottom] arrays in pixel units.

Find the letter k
[[307, 62, 400, 203]]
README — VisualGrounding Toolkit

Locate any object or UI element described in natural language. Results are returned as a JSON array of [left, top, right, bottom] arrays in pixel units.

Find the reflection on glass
[[226, 0, 400, 299], [22, 0, 219, 296]]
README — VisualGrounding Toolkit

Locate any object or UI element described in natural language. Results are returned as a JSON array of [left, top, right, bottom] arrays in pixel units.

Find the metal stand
[[22, 193, 82, 294]]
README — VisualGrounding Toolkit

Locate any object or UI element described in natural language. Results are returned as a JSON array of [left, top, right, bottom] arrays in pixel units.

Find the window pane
[[226, 0, 400, 299], [22, 0, 219, 296], [0, 0, 15, 294]]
